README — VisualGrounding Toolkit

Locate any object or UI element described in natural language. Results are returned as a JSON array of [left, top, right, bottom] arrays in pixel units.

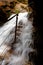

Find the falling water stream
[[0, 12, 34, 65]]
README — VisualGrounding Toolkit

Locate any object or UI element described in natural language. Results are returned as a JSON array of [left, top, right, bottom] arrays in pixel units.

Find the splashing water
[[0, 12, 34, 65]]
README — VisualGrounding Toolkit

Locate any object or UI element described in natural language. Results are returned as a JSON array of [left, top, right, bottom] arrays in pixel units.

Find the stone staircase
[[11, 22, 23, 49], [16, 22, 23, 43]]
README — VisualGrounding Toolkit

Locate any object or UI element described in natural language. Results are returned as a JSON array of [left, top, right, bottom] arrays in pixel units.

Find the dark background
[[0, 7, 8, 26], [28, 0, 43, 65]]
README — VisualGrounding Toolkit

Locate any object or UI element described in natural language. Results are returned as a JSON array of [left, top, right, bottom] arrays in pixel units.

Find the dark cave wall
[[0, 7, 8, 26], [28, 0, 42, 65]]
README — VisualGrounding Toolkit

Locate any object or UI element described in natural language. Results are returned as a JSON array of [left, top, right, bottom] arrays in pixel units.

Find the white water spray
[[0, 12, 34, 65]]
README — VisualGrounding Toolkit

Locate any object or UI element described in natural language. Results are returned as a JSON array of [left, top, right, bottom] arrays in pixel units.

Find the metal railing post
[[11, 14, 18, 49], [14, 14, 18, 43]]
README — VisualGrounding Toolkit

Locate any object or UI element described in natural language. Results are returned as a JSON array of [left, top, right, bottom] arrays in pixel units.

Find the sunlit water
[[0, 12, 34, 65]]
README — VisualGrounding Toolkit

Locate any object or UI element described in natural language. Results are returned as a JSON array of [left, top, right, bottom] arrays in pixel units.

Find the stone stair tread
[[17, 25, 23, 28], [16, 32, 21, 36], [16, 28, 21, 31]]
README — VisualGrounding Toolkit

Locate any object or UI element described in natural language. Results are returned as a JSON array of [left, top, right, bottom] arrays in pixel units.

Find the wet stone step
[[15, 38, 21, 43], [17, 25, 23, 28], [19, 21, 23, 25], [16, 31, 21, 33], [16, 32, 21, 36], [16, 28, 22, 31]]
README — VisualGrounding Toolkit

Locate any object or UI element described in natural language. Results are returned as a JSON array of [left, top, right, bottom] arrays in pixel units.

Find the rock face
[[0, 0, 29, 15]]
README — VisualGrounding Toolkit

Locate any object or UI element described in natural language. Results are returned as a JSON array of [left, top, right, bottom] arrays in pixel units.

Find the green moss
[[15, 9, 20, 14]]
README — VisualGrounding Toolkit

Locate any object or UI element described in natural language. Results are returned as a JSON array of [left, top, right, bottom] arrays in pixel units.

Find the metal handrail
[[0, 14, 18, 48]]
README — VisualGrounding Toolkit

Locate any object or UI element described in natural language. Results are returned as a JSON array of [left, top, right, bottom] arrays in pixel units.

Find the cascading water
[[0, 12, 34, 65]]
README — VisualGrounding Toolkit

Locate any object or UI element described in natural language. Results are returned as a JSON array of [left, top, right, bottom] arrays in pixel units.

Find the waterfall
[[0, 12, 34, 65]]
